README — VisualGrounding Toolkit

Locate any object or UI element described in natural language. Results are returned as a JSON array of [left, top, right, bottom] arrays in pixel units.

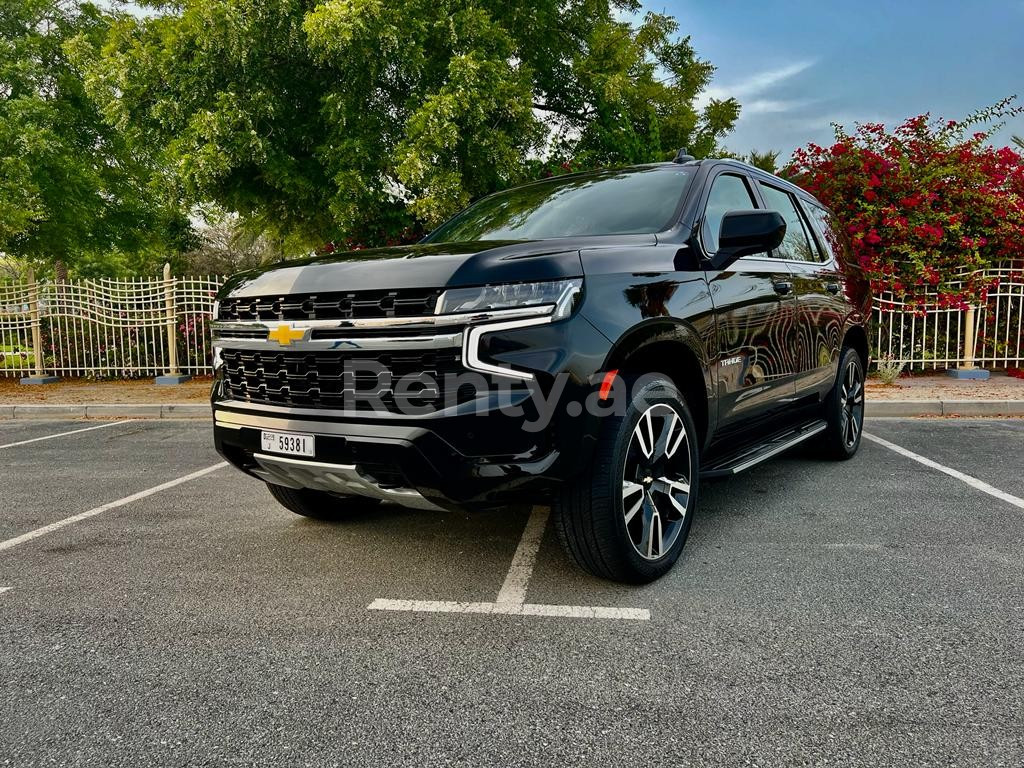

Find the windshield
[[424, 167, 694, 243]]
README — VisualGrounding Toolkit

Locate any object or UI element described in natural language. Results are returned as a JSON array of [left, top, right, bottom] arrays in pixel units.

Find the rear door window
[[804, 203, 842, 264], [758, 183, 822, 262]]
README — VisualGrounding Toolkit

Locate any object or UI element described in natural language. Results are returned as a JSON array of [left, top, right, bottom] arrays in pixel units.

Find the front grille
[[219, 289, 442, 322], [221, 348, 484, 412]]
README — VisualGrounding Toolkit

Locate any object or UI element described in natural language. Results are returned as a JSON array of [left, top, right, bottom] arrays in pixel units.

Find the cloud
[[788, 111, 898, 134], [697, 60, 816, 110], [743, 98, 815, 115]]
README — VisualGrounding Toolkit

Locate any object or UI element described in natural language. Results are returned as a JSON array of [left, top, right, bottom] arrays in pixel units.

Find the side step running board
[[700, 420, 828, 478]]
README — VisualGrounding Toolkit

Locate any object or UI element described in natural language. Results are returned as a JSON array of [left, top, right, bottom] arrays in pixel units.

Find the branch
[[532, 102, 593, 120]]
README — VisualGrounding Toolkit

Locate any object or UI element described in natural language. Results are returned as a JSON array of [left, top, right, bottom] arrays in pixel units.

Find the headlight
[[436, 278, 583, 320]]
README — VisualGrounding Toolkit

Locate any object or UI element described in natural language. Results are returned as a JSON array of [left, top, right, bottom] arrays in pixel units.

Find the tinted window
[[758, 184, 821, 262], [424, 168, 694, 242], [701, 173, 757, 254], [806, 203, 841, 263]]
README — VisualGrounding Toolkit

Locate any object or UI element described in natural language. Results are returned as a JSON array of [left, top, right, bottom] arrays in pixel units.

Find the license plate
[[261, 430, 315, 457]]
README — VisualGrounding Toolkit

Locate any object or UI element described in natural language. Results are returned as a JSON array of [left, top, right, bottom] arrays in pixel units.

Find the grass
[[0, 344, 34, 370]]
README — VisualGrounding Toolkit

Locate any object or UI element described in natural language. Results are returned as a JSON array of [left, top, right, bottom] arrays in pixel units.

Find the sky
[[647, 0, 1024, 158]]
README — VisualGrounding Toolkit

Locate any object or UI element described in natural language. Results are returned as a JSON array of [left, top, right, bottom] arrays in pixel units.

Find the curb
[[869, 400, 1024, 417], [1, 403, 211, 420]]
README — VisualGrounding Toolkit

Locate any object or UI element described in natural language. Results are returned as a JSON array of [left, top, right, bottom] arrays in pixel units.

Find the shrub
[[874, 354, 906, 386], [786, 99, 1024, 310]]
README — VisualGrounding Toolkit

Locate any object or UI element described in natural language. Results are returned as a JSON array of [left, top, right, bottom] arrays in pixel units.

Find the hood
[[220, 240, 576, 298], [218, 235, 654, 298]]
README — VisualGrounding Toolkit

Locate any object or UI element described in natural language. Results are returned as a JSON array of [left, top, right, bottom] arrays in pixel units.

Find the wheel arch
[[603, 320, 713, 449], [843, 324, 869, 370]]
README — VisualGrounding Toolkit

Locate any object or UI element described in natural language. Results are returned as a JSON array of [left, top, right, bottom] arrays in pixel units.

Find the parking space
[[0, 420, 222, 541], [1, 418, 1023, 765], [0, 419, 129, 446]]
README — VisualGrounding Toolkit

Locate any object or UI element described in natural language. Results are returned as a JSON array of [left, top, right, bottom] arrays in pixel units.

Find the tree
[[745, 149, 780, 174], [786, 99, 1024, 309], [182, 206, 287, 274], [0, 0, 193, 276], [1014, 135, 1024, 151], [88, 0, 739, 249]]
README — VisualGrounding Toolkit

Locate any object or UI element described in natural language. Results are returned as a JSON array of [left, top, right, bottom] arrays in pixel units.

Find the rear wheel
[[553, 375, 699, 583], [819, 346, 865, 460], [266, 483, 380, 520]]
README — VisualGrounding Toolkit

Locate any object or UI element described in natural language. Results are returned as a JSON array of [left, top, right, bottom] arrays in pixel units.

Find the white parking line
[[368, 506, 652, 621], [0, 420, 135, 450], [495, 506, 550, 604], [0, 462, 229, 553], [864, 432, 1024, 510], [368, 599, 650, 620]]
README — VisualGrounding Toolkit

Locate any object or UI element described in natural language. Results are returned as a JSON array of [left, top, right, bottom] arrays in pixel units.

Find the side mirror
[[710, 210, 787, 270]]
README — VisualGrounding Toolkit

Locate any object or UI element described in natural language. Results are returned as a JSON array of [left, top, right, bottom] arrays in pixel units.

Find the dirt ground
[[0, 376, 212, 403], [866, 370, 1024, 400]]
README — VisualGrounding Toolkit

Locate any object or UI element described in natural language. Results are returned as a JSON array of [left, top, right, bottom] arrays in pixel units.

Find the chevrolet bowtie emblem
[[267, 324, 306, 346]]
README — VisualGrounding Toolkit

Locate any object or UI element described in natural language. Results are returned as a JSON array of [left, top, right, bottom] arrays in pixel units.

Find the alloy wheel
[[839, 359, 864, 448], [621, 403, 692, 561]]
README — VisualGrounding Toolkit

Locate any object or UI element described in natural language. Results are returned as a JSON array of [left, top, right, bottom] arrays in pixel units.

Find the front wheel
[[819, 347, 865, 460], [553, 375, 700, 584]]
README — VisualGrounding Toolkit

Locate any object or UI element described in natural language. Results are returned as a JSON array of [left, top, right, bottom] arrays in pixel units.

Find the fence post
[[155, 263, 192, 385], [947, 304, 989, 380], [19, 268, 60, 385]]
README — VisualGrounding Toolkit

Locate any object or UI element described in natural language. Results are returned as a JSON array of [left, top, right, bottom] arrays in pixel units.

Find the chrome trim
[[212, 305, 553, 335], [213, 331, 464, 352], [463, 315, 553, 381], [213, 382, 534, 422], [724, 422, 827, 475], [215, 408, 436, 436], [251, 453, 444, 511]]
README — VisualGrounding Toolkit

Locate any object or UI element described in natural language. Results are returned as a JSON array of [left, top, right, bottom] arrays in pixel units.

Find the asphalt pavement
[[0, 417, 1022, 767]]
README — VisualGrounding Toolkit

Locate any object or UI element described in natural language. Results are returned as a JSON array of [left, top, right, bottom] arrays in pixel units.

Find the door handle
[[826, 282, 841, 295], [773, 281, 793, 295]]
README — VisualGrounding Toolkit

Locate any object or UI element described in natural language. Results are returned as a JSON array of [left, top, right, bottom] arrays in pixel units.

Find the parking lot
[[1, 417, 1022, 767]]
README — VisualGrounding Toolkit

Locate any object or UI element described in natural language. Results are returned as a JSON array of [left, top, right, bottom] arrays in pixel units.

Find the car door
[[700, 169, 800, 438], [757, 182, 845, 398]]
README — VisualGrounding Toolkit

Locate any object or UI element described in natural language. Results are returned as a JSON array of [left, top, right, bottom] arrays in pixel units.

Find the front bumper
[[211, 310, 613, 508], [214, 394, 576, 509]]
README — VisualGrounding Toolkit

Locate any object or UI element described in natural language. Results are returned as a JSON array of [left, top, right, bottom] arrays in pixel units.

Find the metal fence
[[1, 265, 1022, 379], [873, 265, 1024, 370], [0, 265, 221, 379]]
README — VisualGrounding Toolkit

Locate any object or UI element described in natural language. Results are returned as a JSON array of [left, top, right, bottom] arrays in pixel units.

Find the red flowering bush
[[786, 99, 1024, 309]]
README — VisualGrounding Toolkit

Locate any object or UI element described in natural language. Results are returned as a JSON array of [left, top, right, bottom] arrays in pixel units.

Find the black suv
[[211, 157, 869, 583]]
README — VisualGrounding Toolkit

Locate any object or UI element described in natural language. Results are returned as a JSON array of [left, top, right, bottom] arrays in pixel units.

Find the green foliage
[[182, 205, 288, 274], [787, 98, 1024, 307], [89, 0, 739, 248], [873, 353, 906, 385], [745, 148, 781, 174], [0, 0, 194, 276], [704, 147, 780, 174]]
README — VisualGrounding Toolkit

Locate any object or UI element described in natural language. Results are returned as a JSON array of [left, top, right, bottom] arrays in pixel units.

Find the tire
[[819, 346, 865, 460], [265, 483, 380, 520], [553, 375, 700, 584]]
